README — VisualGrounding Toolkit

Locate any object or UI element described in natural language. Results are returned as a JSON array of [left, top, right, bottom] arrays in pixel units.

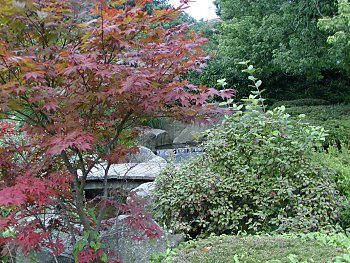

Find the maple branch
[[0, 57, 23, 85], [60, 150, 78, 176], [25, 12, 48, 49], [25, 206, 48, 235], [100, 3, 107, 63], [14, 110, 45, 129], [160, 61, 175, 79], [106, 45, 117, 64], [15, 35, 28, 49], [3, 244, 15, 263], [0, 73, 6, 84], [76, 66, 90, 92], [55, 198, 77, 244], [71, 146, 87, 178], [95, 162, 111, 231], [85, 110, 134, 178], [19, 95, 54, 127]]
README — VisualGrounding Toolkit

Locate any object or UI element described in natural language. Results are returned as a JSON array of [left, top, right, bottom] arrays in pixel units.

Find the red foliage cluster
[[0, 122, 15, 137], [120, 192, 163, 241], [0, 0, 235, 261]]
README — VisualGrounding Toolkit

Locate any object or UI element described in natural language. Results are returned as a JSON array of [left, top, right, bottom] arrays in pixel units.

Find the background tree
[[0, 0, 234, 261], [193, 0, 350, 103], [319, 0, 350, 74]]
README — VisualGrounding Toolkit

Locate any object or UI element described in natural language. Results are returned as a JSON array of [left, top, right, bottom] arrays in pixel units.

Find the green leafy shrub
[[313, 146, 350, 231], [153, 97, 343, 237], [313, 145, 350, 198], [272, 98, 330, 108]]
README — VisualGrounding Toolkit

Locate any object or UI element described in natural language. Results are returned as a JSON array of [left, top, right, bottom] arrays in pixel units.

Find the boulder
[[127, 146, 158, 163], [157, 118, 189, 142], [100, 216, 184, 263], [138, 128, 172, 151], [16, 249, 74, 263], [127, 182, 155, 209], [130, 182, 155, 199], [173, 124, 211, 145]]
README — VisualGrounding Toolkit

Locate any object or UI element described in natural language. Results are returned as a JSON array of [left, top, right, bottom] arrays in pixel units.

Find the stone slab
[[86, 161, 167, 181]]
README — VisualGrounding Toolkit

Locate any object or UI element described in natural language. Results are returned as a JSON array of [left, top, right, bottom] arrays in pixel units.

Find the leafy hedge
[[284, 104, 350, 147], [153, 97, 344, 238], [272, 98, 331, 108], [313, 146, 350, 231]]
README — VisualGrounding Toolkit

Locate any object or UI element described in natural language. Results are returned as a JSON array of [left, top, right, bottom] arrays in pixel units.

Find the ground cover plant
[[282, 104, 350, 148], [151, 233, 350, 263], [0, 0, 235, 261], [312, 145, 350, 231], [271, 99, 331, 108]]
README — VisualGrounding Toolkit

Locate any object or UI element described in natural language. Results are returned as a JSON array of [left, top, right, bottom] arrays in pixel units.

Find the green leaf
[[100, 253, 108, 262], [217, 78, 227, 87], [237, 60, 250, 65], [272, 130, 279, 136], [248, 76, 257, 81], [88, 208, 97, 224], [255, 80, 262, 88]]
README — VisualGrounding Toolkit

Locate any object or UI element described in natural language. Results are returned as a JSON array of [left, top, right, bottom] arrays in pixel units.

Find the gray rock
[[138, 128, 172, 151], [127, 146, 158, 163], [148, 155, 167, 164], [127, 182, 155, 209], [130, 182, 155, 199], [157, 118, 189, 142], [100, 216, 184, 263], [16, 249, 74, 263], [173, 124, 211, 145]]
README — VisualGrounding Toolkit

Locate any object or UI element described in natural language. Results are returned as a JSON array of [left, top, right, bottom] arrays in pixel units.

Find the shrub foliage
[[285, 104, 350, 148], [154, 97, 343, 237]]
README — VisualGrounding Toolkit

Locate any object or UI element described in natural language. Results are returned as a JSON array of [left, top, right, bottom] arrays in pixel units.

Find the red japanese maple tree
[[0, 0, 234, 261]]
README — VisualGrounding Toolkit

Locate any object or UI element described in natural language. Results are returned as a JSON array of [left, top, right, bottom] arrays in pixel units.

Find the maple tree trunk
[[74, 180, 92, 233], [61, 151, 92, 233]]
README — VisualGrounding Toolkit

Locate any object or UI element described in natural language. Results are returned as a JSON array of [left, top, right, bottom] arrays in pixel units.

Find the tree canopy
[[0, 0, 234, 261], [195, 0, 350, 102], [319, 0, 350, 74]]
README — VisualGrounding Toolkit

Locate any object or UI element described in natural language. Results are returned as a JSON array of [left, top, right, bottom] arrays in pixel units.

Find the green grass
[[152, 234, 350, 263]]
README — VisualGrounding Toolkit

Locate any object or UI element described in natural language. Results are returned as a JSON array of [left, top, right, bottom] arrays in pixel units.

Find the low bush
[[313, 146, 350, 231], [153, 96, 344, 238], [313, 145, 350, 198], [151, 233, 350, 263], [285, 105, 350, 147], [272, 98, 330, 108], [285, 104, 350, 120]]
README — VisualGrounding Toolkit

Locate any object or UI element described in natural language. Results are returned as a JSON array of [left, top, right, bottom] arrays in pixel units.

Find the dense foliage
[[284, 104, 350, 148], [151, 233, 350, 263], [319, 0, 350, 75], [154, 97, 343, 237], [0, 0, 235, 261], [188, 0, 350, 102]]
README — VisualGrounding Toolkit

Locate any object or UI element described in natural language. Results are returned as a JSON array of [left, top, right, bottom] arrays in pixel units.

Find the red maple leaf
[[42, 102, 60, 111]]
